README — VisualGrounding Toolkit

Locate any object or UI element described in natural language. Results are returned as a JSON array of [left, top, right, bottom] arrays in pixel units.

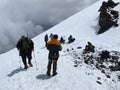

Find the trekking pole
[[19, 55, 22, 68], [33, 51, 38, 70]]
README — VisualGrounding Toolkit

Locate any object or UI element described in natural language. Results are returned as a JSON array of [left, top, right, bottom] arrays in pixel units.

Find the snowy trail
[[0, 46, 82, 90], [0, 46, 105, 90]]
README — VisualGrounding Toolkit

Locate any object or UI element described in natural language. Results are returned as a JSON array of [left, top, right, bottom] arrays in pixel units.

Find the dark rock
[[96, 81, 102, 84]]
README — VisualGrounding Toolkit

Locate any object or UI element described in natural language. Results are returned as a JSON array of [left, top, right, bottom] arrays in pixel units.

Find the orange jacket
[[47, 39, 62, 55]]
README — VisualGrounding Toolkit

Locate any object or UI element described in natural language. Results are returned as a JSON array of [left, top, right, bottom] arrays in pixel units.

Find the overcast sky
[[0, 0, 98, 53]]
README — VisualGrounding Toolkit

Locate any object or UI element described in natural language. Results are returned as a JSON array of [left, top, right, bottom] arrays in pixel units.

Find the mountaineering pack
[[21, 37, 30, 50]]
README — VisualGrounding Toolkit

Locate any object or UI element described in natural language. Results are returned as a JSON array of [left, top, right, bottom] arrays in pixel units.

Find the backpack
[[21, 37, 30, 50]]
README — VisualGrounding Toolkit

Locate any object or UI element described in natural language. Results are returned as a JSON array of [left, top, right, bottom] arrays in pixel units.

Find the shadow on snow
[[7, 68, 26, 77], [36, 74, 52, 80]]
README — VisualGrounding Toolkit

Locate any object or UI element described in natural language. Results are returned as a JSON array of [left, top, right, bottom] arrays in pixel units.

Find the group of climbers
[[16, 34, 62, 76], [16, 34, 76, 75], [16, 32, 117, 75]]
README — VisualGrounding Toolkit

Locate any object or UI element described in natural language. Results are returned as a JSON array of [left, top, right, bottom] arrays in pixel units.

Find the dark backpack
[[21, 37, 31, 50]]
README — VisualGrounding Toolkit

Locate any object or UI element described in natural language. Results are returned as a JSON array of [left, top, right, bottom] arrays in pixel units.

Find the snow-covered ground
[[0, 0, 120, 90]]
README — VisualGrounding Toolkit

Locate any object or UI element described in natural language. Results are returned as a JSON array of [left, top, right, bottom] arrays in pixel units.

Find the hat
[[53, 34, 58, 39]]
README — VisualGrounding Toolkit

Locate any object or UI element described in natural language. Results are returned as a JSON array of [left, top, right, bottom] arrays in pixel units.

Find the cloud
[[0, 0, 98, 53]]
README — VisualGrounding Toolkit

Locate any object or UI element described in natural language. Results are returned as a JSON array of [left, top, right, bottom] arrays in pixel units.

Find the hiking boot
[[24, 65, 28, 69], [52, 72, 57, 76], [47, 71, 51, 76], [29, 62, 33, 67]]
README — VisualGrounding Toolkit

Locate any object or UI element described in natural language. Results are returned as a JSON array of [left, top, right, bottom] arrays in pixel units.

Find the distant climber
[[68, 35, 75, 44], [59, 36, 65, 44], [46, 34, 62, 76], [50, 33, 53, 40], [44, 34, 48, 47], [83, 42, 95, 54], [16, 35, 34, 69]]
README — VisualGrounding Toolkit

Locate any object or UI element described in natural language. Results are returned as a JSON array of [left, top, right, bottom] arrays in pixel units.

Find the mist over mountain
[[0, 0, 98, 54]]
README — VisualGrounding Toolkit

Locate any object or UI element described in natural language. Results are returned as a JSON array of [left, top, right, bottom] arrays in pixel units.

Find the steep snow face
[[0, 0, 120, 90], [41, 0, 120, 49]]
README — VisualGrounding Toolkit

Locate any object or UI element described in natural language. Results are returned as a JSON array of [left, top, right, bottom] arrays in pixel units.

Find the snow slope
[[0, 0, 120, 90]]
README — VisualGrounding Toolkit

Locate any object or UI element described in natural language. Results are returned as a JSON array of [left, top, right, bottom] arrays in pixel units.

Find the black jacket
[[16, 38, 34, 54]]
